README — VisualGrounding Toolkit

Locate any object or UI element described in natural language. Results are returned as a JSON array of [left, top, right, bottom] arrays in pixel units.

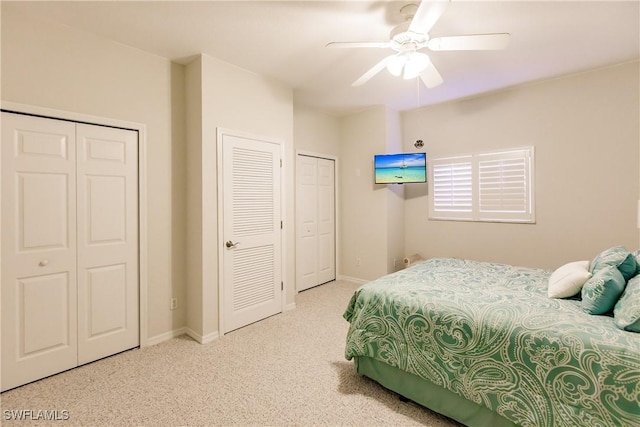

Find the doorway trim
[[0, 101, 149, 347], [295, 150, 339, 293], [217, 127, 286, 335]]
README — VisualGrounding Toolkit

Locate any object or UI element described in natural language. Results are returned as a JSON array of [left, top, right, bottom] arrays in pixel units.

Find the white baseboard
[[146, 327, 188, 347], [146, 327, 219, 346], [337, 275, 369, 285], [284, 302, 296, 311], [184, 327, 219, 344]]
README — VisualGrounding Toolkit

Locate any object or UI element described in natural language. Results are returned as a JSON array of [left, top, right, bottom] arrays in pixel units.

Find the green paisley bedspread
[[344, 258, 640, 427]]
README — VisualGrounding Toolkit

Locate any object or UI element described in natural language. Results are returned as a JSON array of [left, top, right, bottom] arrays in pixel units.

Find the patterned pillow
[[590, 246, 637, 281], [614, 274, 640, 332], [582, 265, 626, 315], [548, 260, 591, 298]]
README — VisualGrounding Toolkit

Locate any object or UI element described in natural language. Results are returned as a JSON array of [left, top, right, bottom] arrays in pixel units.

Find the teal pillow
[[633, 249, 640, 276], [590, 246, 637, 281], [614, 275, 640, 332], [582, 266, 626, 315]]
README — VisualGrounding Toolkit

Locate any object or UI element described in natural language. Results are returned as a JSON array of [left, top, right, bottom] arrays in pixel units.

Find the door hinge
[[280, 158, 282, 167], [280, 220, 283, 229], [281, 281, 284, 291]]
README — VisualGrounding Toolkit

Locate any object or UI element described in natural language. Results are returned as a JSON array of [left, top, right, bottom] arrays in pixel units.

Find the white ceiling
[[6, 0, 640, 115]]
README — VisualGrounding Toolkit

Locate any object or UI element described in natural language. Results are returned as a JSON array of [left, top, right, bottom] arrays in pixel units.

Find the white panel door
[[295, 155, 335, 291], [221, 132, 282, 334], [295, 155, 318, 290], [316, 158, 336, 284], [1, 113, 78, 391], [76, 124, 139, 365]]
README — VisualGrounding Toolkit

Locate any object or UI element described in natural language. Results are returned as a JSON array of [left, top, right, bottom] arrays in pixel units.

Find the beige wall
[[340, 107, 387, 280], [185, 54, 295, 338], [293, 105, 340, 158], [384, 108, 405, 273], [185, 57, 204, 339], [1, 6, 187, 341], [339, 106, 406, 281], [403, 61, 640, 269]]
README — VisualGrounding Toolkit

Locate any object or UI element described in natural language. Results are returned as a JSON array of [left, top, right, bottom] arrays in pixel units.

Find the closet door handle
[[39, 259, 49, 267], [225, 241, 239, 248]]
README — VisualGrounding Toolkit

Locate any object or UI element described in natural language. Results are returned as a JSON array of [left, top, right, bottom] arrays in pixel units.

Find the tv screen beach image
[[374, 153, 426, 184]]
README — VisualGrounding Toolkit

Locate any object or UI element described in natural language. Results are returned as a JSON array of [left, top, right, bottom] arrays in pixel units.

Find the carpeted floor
[[0, 280, 460, 426]]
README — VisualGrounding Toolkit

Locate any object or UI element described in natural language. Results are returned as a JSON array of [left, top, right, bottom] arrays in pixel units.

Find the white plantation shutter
[[478, 149, 533, 222], [429, 148, 535, 223], [430, 156, 473, 219]]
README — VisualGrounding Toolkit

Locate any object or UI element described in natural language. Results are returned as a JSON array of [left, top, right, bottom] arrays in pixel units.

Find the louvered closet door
[[221, 132, 282, 333], [1, 113, 78, 391]]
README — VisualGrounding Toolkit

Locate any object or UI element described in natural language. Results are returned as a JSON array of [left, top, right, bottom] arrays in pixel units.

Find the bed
[[343, 257, 640, 427]]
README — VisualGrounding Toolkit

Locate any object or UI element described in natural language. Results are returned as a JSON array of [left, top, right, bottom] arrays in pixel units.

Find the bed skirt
[[354, 356, 517, 427]]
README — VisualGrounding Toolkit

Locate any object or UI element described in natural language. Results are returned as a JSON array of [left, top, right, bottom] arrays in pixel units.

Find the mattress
[[344, 258, 640, 427]]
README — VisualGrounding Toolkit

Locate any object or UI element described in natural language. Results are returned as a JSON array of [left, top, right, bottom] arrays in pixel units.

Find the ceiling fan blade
[[352, 55, 394, 87], [326, 41, 391, 49], [408, 0, 450, 35], [418, 61, 443, 88], [428, 33, 511, 51]]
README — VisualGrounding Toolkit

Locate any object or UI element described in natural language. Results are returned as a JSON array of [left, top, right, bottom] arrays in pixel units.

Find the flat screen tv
[[374, 152, 427, 184]]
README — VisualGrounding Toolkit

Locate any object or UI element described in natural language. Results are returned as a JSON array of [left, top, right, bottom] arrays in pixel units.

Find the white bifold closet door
[[296, 155, 335, 291], [1, 112, 139, 391]]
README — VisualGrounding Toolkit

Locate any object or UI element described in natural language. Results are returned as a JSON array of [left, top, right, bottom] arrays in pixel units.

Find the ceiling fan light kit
[[404, 53, 430, 79], [386, 55, 406, 77], [326, 0, 510, 88], [387, 52, 431, 80]]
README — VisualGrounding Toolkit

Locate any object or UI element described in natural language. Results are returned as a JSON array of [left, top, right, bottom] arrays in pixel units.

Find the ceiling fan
[[326, 0, 510, 88]]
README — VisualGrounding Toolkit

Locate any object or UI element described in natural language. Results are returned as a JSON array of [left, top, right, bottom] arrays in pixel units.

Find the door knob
[[225, 241, 239, 248]]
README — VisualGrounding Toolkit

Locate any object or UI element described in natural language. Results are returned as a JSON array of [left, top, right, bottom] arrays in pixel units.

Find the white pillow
[[548, 260, 592, 298]]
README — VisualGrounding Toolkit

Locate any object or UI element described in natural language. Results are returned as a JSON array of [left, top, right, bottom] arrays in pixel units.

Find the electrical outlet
[[356, 258, 361, 266], [393, 259, 397, 268], [170, 297, 178, 310]]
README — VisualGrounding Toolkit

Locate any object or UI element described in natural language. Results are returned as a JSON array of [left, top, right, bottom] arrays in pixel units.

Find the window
[[431, 155, 473, 219], [429, 147, 535, 223]]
